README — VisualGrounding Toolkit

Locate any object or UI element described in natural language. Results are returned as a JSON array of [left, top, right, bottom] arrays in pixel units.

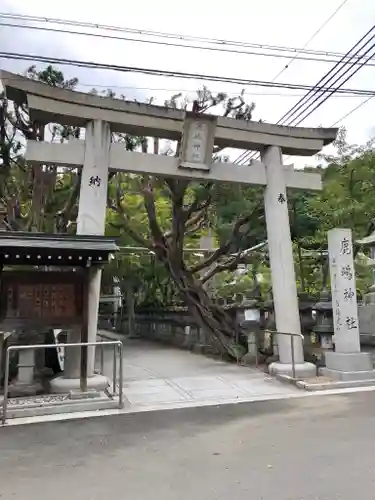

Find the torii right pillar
[[261, 146, 316, 378]]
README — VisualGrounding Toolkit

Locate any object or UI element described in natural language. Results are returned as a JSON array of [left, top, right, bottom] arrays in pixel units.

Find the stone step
[[1, 392, 121, 421]]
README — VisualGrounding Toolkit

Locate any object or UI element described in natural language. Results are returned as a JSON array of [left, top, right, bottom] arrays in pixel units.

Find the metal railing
[[1, 340, 123, 425], [268, 331, 305, 379]]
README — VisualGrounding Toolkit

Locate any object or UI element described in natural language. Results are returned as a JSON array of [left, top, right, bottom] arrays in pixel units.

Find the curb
[[276, 373, 375, 391], [97, 329, 125, 342]]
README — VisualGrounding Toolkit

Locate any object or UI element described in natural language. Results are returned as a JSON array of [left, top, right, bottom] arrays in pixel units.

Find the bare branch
[[141, 175, 166, 246], [170, 183, 187, 259], [60, 170, 82, 222], [200, 254, 245, 284], [200, 245, 266, 284], [189, 212, 256, 274], [183, 182, 213, 223], [184, 218, 206, 236], [153, 137, 159, 155]]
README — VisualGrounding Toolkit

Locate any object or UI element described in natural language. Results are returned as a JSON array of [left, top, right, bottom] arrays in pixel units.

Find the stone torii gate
[[1, 70, 337, 382]]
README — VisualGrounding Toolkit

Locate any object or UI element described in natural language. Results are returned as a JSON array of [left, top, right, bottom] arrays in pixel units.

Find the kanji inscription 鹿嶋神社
[[328, 228, 360, 353]]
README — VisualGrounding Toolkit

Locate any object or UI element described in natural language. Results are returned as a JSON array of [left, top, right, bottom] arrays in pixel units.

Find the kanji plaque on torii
[[179, 112, 217, 171]]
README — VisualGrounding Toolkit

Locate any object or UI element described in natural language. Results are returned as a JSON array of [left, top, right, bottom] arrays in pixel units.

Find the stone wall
[[358, 304, 375, 345], [114, 298, 375, 362], [119, 308, 222, 354], [116, 299, 312, 356]]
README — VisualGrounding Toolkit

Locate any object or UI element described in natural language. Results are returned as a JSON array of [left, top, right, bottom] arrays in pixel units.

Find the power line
[[233, 0, 350, 165], [271, 0, 350, 82], [239, 83, 375, 164], [2, 52, 375, 97], [235, 24, 375, 165], [291, 42, 375, 126], [2, 14, 374, 68], [278, 25, 375, 126], [277, 95, 375, 162], [0, 9, 356, 62], [330, 95, 374, 126]]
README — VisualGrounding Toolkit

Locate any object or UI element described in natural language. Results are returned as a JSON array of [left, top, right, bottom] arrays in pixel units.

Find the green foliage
[[26, 65, 78, 89], [294, 132, 375, 295], [213, 184, 266, 251]]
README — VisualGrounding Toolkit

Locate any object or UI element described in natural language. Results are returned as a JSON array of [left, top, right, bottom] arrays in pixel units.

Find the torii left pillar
[[51, 120, 110, 393]]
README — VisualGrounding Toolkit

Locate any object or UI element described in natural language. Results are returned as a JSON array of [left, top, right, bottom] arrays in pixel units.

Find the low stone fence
[[116, 299, 313, 357], [119, 309, 221, 354], [114, 296, 375, 363]]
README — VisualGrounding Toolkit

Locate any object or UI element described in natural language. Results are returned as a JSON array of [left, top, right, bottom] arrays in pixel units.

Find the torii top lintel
[[0, 70, 337, 156]]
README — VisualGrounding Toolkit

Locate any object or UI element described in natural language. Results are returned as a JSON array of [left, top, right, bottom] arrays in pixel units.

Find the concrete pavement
[[100, 337, 301, 410], [1, 391, 375, 499]]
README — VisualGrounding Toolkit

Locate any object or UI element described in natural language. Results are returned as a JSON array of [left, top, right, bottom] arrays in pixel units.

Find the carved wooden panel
[[0, 271, 83, 327]]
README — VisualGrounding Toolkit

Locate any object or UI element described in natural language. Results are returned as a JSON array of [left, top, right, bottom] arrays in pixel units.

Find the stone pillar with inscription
[[321, 228, 375, 381], [51, 120, 110, 394], [261, 146, 316, 378], [78, 120, 110, 378]]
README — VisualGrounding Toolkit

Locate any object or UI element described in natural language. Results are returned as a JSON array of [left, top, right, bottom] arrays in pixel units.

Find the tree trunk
[[126, 283, 136, 337], [164, 260, 246, 359], [29, 165, 45, 232]]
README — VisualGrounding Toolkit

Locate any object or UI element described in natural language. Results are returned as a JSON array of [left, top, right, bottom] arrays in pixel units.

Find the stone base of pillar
[[268, 361, 317, 378], [319, 351, 375, 381], [8, 348, 42, 397], [69, 389, 102, 400], [364, 290, 375, 304], [7, 381, 44, 398], [320, 367, 375, 381], [241, 352, 259, 366], [49, 374, 109, 394]]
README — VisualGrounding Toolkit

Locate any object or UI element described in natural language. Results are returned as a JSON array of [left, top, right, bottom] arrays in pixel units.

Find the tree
[[107, 88, 260, 357], [0, 65, 81, 232], [299, 130, 375, 293]]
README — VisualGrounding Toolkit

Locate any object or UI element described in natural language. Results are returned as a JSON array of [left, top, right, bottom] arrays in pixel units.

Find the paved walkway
[[100, 336, 301, 412]]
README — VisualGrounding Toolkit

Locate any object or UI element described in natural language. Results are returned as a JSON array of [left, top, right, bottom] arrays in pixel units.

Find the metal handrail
[[1, 340, 123, 425], [267, 330, 305, 379]]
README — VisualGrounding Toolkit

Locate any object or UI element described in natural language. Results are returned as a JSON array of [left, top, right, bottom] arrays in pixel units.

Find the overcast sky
[[1, 0, 375, 166]]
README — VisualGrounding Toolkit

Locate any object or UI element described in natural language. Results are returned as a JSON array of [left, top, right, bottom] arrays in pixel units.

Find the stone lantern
[[238, 298, 261, 365], [357, 233, 375, 304], [298, 292, 316, 347], [313, 290, 334, 349], [356, 233, 375, 342], [263, 299, 278, 356]]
